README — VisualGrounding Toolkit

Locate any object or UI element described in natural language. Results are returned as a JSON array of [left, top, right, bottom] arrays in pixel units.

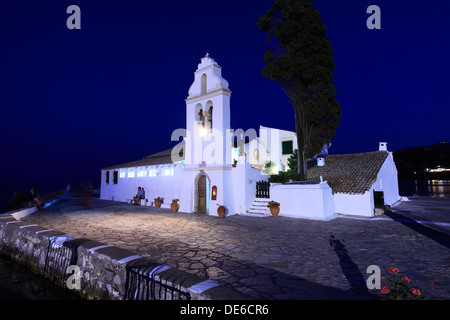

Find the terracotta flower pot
[[171, 202, 179, 212], [217, 205, 226, 218], [154, 199, 161, 208], [270, 206, 279, 217]]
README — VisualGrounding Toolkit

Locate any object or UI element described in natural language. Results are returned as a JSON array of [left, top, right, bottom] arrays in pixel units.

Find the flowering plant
[[380, 267, 426, 300], [172, 198, 179, 203], [267, 201, 280, 208]]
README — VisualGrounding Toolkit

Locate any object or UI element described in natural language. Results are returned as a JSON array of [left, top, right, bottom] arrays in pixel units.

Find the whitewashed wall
[[371, 152, 401, 206], [232, 155, 269, 215], [257, 126, 297, 172], [333, 191, 373, 217], [100, 164, 185, 207], [270, 182, 336, 220]]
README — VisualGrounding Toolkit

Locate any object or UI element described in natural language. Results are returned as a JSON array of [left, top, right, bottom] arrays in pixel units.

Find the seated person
[[29, 186, 45, 210], [133, 187, 145, 205]]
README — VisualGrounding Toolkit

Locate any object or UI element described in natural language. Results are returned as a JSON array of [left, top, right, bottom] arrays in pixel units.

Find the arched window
[[195, 103, 205, 127], [205, 101, 213, 132], [201, 74, 207, 94], [207, 106, 213, 131]]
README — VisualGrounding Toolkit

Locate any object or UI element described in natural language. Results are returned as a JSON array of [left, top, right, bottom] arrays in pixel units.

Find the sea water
[[0, 253, 83, 300]]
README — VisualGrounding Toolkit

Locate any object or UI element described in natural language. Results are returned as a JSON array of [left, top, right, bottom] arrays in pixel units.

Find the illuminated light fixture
[[199, 127, 207, 136], [211, 185, 217, 200]]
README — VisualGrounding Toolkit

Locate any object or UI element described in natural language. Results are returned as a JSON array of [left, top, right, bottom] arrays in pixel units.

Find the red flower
[[412, 288, 421, 296], [402, 276, 410, 283], [381, 286, 390, 294], [387, 267, 399, 274]]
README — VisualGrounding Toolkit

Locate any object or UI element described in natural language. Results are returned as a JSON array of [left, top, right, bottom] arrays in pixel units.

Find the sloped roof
[[102, 146, 185, 170], [306, 151, 389, 195]]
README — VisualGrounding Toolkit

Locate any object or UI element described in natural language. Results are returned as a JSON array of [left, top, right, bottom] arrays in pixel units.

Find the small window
[[149, 168, 159, 177], [113, 171, 118, 184], [162, 167, 174, 176], [119, 169, 126, 178], [105, 171, 109, 184], [282, 140, 293, 155], [128, 168, 135, 178], [137, 167, 147, 177]]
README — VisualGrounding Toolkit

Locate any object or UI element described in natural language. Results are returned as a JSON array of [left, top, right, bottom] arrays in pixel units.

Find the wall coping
[[0, 205, 251, 301]]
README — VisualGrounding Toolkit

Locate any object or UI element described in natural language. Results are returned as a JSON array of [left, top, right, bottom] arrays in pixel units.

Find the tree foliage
[[286, 148, 298, 173], [257, 0, 341, 179]]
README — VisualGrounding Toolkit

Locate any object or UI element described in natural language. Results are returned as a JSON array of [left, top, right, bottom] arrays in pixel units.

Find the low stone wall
[[0, 209, 250, 300]]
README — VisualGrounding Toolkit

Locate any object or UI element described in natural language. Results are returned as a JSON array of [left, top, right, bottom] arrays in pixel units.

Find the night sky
[[1, 0, 449, 188]]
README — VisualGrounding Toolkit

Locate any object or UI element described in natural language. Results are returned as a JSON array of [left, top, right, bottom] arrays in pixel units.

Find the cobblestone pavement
[[22, 196, 450, 300]]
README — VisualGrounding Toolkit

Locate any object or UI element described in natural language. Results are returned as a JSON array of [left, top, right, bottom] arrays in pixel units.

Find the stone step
[[253, 199, 270, 203], [251, 204, 268, 208], [246, 198, 270, 215], [247, 208, 268, 214]]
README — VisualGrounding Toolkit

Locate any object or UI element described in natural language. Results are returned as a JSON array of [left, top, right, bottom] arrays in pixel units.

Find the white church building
[[100, 55, 401, 219]]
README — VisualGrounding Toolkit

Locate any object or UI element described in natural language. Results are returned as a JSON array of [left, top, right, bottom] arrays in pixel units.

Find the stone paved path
[[22, 197, 450, 300]]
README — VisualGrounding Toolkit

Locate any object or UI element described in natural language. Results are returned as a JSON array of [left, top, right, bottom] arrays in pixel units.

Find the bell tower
[[184, 54, 232, 167]]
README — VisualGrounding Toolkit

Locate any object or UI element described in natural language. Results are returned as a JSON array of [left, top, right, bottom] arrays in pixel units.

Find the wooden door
[[198, 176, 207, 212]]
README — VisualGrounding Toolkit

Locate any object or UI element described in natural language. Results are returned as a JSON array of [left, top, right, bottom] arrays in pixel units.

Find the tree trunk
[[294, 106, 306, 180]]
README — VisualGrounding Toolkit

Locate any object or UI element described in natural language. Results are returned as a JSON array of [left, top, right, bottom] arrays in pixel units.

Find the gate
[[256, 181, 270, 199], [124, 258, 191, 300]]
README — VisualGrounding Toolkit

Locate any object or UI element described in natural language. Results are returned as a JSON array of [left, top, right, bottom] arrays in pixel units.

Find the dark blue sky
[[1, 0, 449, 186]]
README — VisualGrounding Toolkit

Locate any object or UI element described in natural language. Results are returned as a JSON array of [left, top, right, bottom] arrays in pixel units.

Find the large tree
[[257, 0, 341, 180]]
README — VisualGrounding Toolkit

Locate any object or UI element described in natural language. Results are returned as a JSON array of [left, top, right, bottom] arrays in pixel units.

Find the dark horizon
[[1, 0, 449, 187]]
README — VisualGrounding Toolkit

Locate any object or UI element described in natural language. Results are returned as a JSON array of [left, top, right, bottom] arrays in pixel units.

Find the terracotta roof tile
[[307, 151, 389, 195]]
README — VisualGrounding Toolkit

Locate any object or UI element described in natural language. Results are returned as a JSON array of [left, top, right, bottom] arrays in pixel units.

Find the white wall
[[100, 164, 185, 207], [231, 155, 269, 215], [333, 191, 374, 217], [257, 126, 297, 172], [371, 153, 401, 206], [270, 182, 336, 220]]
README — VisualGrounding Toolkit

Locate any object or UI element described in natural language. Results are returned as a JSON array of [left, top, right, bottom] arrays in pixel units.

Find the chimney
[[379, 142, 388, 151], [317, 157, 325, 166]]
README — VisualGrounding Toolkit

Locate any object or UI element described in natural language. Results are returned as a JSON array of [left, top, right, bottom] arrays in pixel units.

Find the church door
[[198, 176, 207, 212]]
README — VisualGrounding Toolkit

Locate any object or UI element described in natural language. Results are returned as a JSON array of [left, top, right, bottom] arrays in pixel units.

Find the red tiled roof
[[307, 151, 389, 194]]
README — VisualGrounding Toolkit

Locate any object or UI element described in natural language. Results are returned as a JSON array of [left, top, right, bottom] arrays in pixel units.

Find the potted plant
[[154, 197, 161, 208], [267, 200, 280, 216], [216, 204, 226, 218], [171, 198, 179, 212], [232, 159, 238, 167]]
